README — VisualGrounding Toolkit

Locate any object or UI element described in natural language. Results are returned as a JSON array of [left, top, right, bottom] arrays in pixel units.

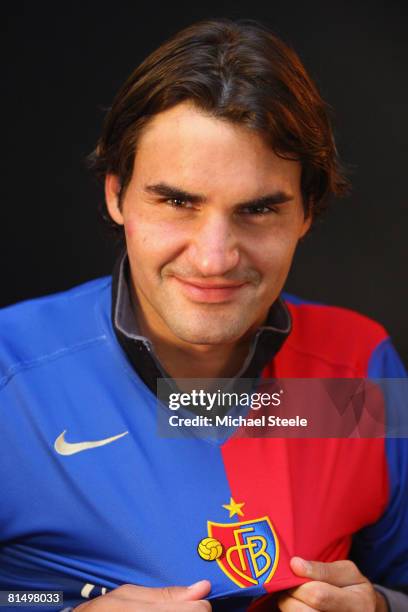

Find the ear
[[299, 197, 313, 238], [105, 174, 124, 225], [299, 213, 312, 238]]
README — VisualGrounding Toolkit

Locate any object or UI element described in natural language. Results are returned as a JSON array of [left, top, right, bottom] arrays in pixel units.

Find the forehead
[[132, 102, 301, 198]]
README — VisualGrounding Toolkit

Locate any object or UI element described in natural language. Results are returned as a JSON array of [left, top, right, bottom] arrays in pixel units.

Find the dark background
[[2, 1, 408, 366]]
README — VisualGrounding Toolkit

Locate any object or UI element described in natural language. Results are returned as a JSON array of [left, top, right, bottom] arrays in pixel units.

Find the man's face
[[106, 102, 311, 347]]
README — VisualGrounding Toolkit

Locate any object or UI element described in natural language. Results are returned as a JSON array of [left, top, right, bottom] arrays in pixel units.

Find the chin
[[177, 333, 237, 345], [168, 319, 249, 346]]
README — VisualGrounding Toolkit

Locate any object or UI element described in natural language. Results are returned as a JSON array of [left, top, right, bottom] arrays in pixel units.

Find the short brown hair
[[88, 18, 349, 237]]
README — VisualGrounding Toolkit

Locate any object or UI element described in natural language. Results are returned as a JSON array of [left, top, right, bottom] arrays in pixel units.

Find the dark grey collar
[[111, 251, 292, 392]]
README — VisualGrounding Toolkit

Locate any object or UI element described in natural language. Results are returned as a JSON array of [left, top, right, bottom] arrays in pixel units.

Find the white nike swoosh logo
[[54, 430, 129, 456]]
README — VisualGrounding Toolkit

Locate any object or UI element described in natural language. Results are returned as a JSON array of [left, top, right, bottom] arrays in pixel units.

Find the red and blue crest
[[207, 517, 279, 588]]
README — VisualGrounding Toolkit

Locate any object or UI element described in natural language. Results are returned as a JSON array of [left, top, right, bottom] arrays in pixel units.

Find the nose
[[186, 211, 240, 277]]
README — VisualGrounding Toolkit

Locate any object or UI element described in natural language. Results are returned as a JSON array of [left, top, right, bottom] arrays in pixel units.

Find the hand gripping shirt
[[0, 260, 407, 611]]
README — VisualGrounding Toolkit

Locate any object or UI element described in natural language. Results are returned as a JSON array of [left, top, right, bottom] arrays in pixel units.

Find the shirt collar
[[111, 251, 292, 392]]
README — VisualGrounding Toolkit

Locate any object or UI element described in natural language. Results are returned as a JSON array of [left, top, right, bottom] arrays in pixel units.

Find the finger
[[112, 581, 211, 603], [75, 594, 212, 611], [175, 581, 211, 602], [189, 601, 212, 611], [153, 601, 212, 611], [278, 593, 317, 611], [290, 558, 366, 587], [286, 580, 373, 612]]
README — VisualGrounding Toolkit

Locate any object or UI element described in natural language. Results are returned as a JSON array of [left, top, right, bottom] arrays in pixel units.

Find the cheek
[[124, 220, 136, 239], [245, 230, 299, 273], [124, 214, 164, 245], [124, 220, 146, 251], [124, 215, 187, 264]]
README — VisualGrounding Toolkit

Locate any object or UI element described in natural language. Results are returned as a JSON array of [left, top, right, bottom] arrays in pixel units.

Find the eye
[[240, 204, 277, 216], [166, 198, 193, 209]]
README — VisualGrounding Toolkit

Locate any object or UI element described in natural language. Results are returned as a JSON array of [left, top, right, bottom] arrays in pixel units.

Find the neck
[[125, 264, 266, 379], [152, 336, 253, 380], [131, 301, 254, 381]]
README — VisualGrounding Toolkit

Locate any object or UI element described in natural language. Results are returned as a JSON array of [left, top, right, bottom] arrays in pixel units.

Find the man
[[0, 18, 407, 612]]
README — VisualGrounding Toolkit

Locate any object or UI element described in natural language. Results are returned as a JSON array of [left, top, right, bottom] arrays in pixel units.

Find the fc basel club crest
[[197, 499, 279, 588]]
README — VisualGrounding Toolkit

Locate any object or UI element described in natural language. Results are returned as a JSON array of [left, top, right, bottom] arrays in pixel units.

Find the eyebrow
[[144, 182, 294, 208]]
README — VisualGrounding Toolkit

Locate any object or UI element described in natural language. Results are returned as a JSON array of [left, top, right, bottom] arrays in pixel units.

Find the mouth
[[171, 276, 248, 303]]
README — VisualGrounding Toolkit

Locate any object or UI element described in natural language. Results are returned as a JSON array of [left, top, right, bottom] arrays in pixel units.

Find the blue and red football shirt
[[0, 278, 407, 610]]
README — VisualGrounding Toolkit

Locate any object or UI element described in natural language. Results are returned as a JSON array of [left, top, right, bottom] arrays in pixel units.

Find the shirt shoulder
[[278, 293, 389, 377], [0, 276, 112, 388]]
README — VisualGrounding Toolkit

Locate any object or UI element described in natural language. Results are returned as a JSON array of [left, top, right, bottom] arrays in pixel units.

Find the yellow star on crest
[[222, 497, 245, 518]]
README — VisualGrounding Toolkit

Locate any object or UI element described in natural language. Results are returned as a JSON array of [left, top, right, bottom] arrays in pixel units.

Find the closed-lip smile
[[172, 276, 248, 303]]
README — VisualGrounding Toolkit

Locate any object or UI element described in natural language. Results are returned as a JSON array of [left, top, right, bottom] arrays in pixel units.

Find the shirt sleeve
[[350, 338, 408, 610], [374, 584, 408, 612]]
